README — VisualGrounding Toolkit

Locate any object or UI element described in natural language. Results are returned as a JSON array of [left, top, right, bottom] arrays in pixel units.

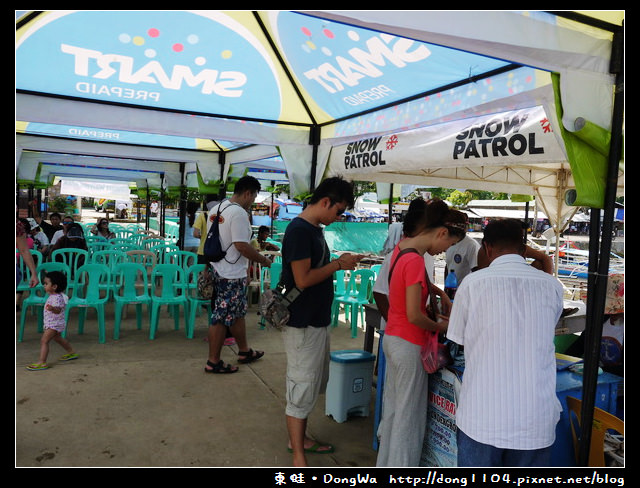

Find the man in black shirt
[[281, 176, 362, 467], [30, 200, 63, 242]]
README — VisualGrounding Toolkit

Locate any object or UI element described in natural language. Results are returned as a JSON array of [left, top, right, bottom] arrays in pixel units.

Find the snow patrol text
[[453, 113, 544, 160], [344, 137, 387, 169]]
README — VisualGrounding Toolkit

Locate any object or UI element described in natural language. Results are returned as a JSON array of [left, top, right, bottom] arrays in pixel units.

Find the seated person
[[251, 225, 280, 252]]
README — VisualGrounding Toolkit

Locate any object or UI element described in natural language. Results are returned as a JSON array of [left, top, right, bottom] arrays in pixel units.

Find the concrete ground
[[15, 300, 380, 468]]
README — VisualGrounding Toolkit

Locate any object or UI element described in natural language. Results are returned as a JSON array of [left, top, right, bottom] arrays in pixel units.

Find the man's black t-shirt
[[281, 217, 332, 328]]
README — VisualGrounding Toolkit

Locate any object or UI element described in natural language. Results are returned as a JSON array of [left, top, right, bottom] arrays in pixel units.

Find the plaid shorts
[[210, 271, 248, 327]]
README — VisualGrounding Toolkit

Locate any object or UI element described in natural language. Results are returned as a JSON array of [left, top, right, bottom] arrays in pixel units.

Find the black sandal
[[204, 360, 239, 374], [237, 349, 264, 364]]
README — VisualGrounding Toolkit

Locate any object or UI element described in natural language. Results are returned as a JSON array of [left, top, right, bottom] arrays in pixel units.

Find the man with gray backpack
[[203, 176, 272, 374]]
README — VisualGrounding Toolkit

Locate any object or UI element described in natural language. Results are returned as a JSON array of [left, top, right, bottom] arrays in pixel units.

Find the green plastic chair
[[112, 229, 133, 239], [185, 264, 212, 339], [166, 250, 198, 270], [142, 238, 167, 251], [51, 248, 89, 292], [331, 268, 375, 338], [260, 262, 282, 294], [18, 261, 70, 342], [91, 249, 130, 297], [87, 240, 113, 256], [64, 263, 111, 343], [330, 269, 348, 326], [149, 244, 180, 264], [149, 264, 188, 339], [112, 262, 151, 340], [16, 248, 43, 295], [127, 232, 147, 249]]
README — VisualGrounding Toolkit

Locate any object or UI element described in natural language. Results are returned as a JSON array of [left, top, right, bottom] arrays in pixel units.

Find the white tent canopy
[[17, 10, 623, 204], [16, 10, 624, 467]]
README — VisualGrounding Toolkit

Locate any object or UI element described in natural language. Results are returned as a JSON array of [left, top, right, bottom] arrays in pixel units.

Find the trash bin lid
[[330, 350, 376, 363]]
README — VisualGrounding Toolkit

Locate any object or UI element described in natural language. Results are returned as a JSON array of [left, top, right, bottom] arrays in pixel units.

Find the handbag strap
[[388, 247, 439, 321]]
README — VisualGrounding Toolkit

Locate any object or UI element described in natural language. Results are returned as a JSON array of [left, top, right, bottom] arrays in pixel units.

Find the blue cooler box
[[325, 350, 376, 423]]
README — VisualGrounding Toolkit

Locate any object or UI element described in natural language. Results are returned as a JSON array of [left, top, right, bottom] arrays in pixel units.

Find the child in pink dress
[[26, 271, 77, 371]]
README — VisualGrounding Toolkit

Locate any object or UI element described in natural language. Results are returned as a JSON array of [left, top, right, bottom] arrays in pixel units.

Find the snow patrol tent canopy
[[16, 11, 623, 466]]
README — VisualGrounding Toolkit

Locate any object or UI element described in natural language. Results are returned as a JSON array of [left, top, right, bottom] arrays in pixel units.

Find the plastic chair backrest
[[72, 263, 110, 301], [91, 249, 129, 269], [151, 264, 185, 298], [260, 262, 282, 292], [269, 262, 282, 286], [166, 250, 198, 269], [113, 229, 133, 239], [16, 248, 43, 289], [351, 268, 375, 300], [31, 261, 72, 298], [142, 238, 167, 251], [126, 250, 157, 269], [113, 262, 148, 299], [149, 244, 180, 263], [185, 264, 206, 299], [128, 232, 147, 248], [51, 248, 89, 279], [334, 269, 347, 295], [567, 396, 624, 466]]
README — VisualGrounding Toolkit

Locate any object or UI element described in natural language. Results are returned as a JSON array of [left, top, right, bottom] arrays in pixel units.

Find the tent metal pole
[[145, 183, 150, 231], [577, 22, 624, 466], [309, 125, 320, 191], [178, 162, 186, 250]]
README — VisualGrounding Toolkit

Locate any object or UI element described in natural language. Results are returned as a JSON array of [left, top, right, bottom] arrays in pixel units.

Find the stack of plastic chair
[[331, 268, 375, 338], [112, 262, 151, 340], [149, 264, 188, 339], [64, 263, 111, 343], [18, 261, 70, 342], [567, 396, 624, 466], [185, 264, 212, 339]]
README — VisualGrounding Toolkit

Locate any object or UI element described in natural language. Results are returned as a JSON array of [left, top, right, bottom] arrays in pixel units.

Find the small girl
[[26, 271, 77, 371]]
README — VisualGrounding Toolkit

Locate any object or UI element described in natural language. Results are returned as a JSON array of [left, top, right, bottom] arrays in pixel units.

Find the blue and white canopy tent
[[16, 10, 624, 466]]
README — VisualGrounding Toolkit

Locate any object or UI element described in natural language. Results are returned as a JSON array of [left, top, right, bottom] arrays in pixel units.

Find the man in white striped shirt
[[447, 219, 564, 466]]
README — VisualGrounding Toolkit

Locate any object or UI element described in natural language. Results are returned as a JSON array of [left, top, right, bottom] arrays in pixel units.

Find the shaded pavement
[[15, 301, 380, 468]]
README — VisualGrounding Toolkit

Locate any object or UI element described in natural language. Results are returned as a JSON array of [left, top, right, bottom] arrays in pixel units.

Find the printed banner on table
[[421, 368, 461, 467]]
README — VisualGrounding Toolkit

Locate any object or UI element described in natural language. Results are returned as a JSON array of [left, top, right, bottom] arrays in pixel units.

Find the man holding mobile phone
[[280, 176, 362, 467]]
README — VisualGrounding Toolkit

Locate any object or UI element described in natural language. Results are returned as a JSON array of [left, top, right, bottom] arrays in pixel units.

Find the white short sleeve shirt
[[208, 201, 251, 279], [445, 234, 480, 283], [447, 254, 564, 450]]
